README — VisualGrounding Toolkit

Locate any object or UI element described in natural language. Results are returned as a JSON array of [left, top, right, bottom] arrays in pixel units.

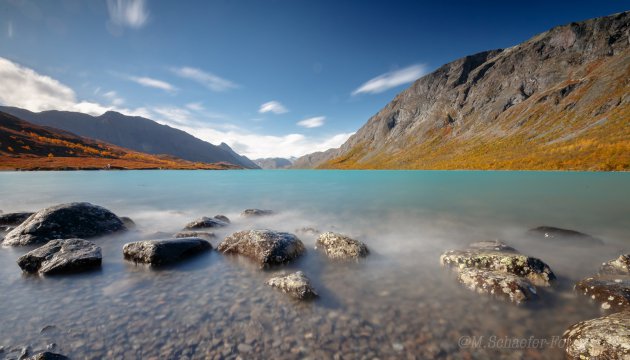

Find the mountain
[[295, 11, 630, 171], [0, 107, 260, 169], [253, 157, 294, 169], [217, 142, 260, 169], [0, 111, 238, 170]]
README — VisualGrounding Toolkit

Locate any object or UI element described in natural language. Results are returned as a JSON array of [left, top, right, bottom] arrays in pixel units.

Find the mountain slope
[[298, 11, 630, 171], [0, 111, 238, 170], [0, 107, 260, 169], [253, 157, 293, 169]]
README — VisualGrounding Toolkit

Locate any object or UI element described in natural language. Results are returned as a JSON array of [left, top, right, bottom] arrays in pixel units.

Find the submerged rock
[[563, 311, 630, 360], [214, 215, 230, 224], [175, 231, 216, 240], [266, 271, 318, 300], [315, 232, 369, 260], [526, 226, 604, 246], [241, 209, 274, 217], [440, 248, 555, 286], [600, 254, 630, 275], [296, 227, 321, 236], [27, 352, 70, 360], [123, 238, 211, 265], [120, 216, 136, 229], [218, 229, 305, 267], [0, 212, 34, 226], [575, 275, 630, 311], [456, 268, 538, 304], [183, 216, 229, 230], [3, 202, 125, 246], [17, 239, 102, 275], [141, 231, 173, 240], [468, 240, 517, 253]]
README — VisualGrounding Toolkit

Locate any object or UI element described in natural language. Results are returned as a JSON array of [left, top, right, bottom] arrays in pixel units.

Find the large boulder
[[17, 239, 102, 275], [183, 216, 229, 230], [456, 268, 538, 304], [27, 352, 70, 360], [526, 226, 604, 246], [214, 215, 230, 223], [315, 232, 369, 260], [575, 275, 630, 311], [123, 238, 211, 265], [0, 212, 34, 226], [241, 209, 274, 217], [174, 231, 215, 241], [600, 254, 630, 275], [266, 271, 318, 300], [218, 230, 305, 268], [563, 311, 630, 360], [2, 202, 125, 246]]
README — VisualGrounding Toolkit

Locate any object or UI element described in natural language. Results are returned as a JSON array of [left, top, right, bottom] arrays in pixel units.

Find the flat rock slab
[[17, 239, 102, 275], [456, 268, 538, 304], [526, 226, 604, 246], [440, 248, 555, 286], [3, 202, 125, 246], [175, 231, 216, 240], [563, 311, 630, 360], [575, 275, 630, 311], [123, 238, 211, 265], [218, 229, 305, 268], [600, 254, 630, 275], [266, 271, 318, 300], [241, 209, 274, 217], [0, 212, 34, 226], [183, 216, 229, 230], [315, 232, 369, 260]]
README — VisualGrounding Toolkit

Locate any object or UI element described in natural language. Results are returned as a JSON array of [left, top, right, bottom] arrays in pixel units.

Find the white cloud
[[259, 100, 288, 114], [171, 66, 238, 92], [297, 116, 325, 128], [107, 0, 149, 29], [128, 76, 177, 92], [185, 102, 204, 111], [352, 64, 427, 95], [103, 90, 125, 106]]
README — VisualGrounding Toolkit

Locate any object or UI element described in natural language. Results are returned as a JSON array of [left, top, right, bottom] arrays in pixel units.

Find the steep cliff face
[[300, 11, 630, 170]]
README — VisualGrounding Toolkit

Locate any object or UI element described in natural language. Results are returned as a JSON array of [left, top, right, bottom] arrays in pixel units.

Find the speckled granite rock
[[241, 209, 274, 217], [456, 268, 538, 304], [315, 232, 369, 260], [17, 239, 102, 275], [467, 240, 518, 253], [183, 216, 229, 230], [563, 311, 630, 360], [266, 271, 318, 300], [123, 238, 211, 265], [575, 275, 630, 311], [27, 352, 70, 360], [3, 202, 125, 246], [174, 231, 216, 240], [218, 229, 305, 268], [600, 254, 630, 275]]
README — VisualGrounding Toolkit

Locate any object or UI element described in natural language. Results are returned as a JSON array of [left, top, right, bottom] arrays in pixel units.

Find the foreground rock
[[563, 311, 630, 360], [266, 271, 318, 300], [600, 254, 630, 275], [218, 230, 305, 268], [0, 212, 34, 226], [241, 209, 274, 217], [440, 246, 555, 286], [183, 216, 229, 230], [3, 202, 125, 246], [175, 231, 215, 240], [575, 275, 630, 311], [214, 215, 230, 223], [315, 232, 369, 260], [28, 352, 70, 360], [526, 226, 604, 246], [120, 216, 136, 229], [17, 239, 102, 275], [123, 238, 211, 265], [456, 268, 538, 304]]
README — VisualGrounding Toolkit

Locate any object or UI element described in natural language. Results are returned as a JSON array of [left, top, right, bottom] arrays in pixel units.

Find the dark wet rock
[[563, 311, 630, 360], [241, 209, 274, 217], [315, 232, 369, 260], [440, 247, 555, 286], [214, 215, 230, 224], [575, 275, 630, 311], [600, 254, 630, 275], [183, 216, 229, 230], [27, 352, 69, 360], [526, 226, 604, 246], [0, 212, 34, 226], [266, 271, 318, 300], [120, 216, 136, 229], [175, 231, 216, 240], [218, 229, 305, 268], [456, 268, 538, 304], [296, 227, 321, 236], [2, 202, 125, 246], [123, 238, 211, 265], [0, 225, 15, 233], [468, 240, 517, 253], [17, 239, 102, 275]]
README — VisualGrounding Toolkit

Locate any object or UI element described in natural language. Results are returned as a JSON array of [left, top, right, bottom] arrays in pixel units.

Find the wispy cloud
[[128, 76, 177, 92], [297, 116, 325, 128], [171, 66, 238, 92], [185, 102, 204, 111], [103, 90, 125, 106], [107, 0, 149, 29], [259, 100, 288, 114], [7, 21, 13, 38], [352, 64, 427, 95]]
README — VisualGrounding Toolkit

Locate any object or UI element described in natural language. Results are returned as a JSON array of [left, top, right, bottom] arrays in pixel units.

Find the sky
[[0, 0, 627, 159]]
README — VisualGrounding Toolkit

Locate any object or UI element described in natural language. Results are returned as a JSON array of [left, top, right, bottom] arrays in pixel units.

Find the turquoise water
[[0, 170, 628, 359]]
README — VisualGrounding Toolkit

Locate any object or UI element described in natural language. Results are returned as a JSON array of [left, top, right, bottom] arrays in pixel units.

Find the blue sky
[[0, 0, 626, 158]]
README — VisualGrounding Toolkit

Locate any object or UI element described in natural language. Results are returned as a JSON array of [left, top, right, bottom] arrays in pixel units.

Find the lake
[[0, 170, 628, 359]]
